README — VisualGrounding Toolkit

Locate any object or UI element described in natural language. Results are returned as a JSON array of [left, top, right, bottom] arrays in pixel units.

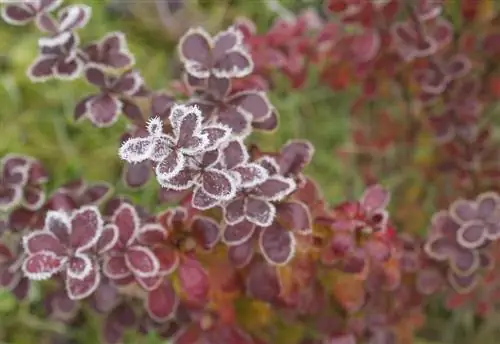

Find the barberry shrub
[[1, 0, 500, 343]]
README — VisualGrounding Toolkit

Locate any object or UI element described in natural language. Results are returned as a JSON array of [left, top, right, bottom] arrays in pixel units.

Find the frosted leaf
[[125, 246, 160, 278], [146, 116, 164, 137], [259, 223, 296, 266], [67, 253, 92, 280], [22, 251, 67, 281], [119, 136, 154, 163]]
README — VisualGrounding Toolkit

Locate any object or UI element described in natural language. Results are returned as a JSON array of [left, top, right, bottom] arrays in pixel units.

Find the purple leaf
[[22, 251, 66, 280], [361, 184, 390, 212], [191, 216, 220, 250], [254, 176, 296, 201], [201, 169, 236, 200], [65, 264, 101, 300], [221, 139, 249, 169], [276, 201, 312, 234], [26, 55, 57, 82], [125, 246, 160, 278], [178, 27, 212, 79], [231, 163, 268, 188], [200, 124, 232, 151], [155, 149, 185, 180], [57, 4, 91, 32], [67, 253, 93, 279], [456, 221, 487, 249], [69, 206, 103, 252], [146, 280, 178, 322], [224, 197, 245, 225], [158, 167, 196, 191], [191, 186, 221, 210], [449, 199, 477, 224], [123, 161, 152, 188], [222, 221, 255, 246], [212, 48, 253, 79], [217, 106, 252, 137], [103, 255, 130, 280], [246, 197, 276, 227], [228, 91, 272, 122], [85, 31, 135, 70], [22, 186, 46, 210], [86, 94, 122, 127], [259, 223, 295, 266], [112, 203, 140, 246], [252, 110, 279, 131], [1, 4, 36, 26], [119, 137, 154, 163], [45, 210, 71, 243], [23, 231, 64, 255], [228, 240, 254, 268], [96, 224, 119, 254], [146, 117, 164, 137]]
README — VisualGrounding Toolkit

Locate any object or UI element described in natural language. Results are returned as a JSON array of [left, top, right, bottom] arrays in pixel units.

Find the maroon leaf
[[103, 255, 130, 280], [119, 137, 154, 164], [125, 246, 160, 278], [254, 176, 296, 201], [152, 246, 179, 275], [178, 27, 212, 79], [224, 197, 245, 225], [44, 210, 71, 243], [22, 251, 66, 280], [228, 240, 254, 268], [276, 201, 312, 234], [57, 4, 91, 31], [65, 264, 101, 300], [259, 223, 296, 265], [85, 32, 135, 70], [201, 169, 236, 200], [217, 106, 252, 137], [232, 163, 268, 188], [26, 55, 57, 82], [23, 230, 64, 255], [87, 94, 121, 127], [178, 256, 209, 303], [67, 254, 93, 279], [246, 197, 275, 227], [252, 110, 278, 131], [213, 49, 253, 79], [221, 139, 249, 169], [246, 260, 280, 303], [191, 186, 221, 210], [1, 4, 36, 25], [278, 140, 314, 178], [200, 124, 231, 150], [191, 216, 220, 250], [112, 203, 140, 246], [222, 221, 256, 246], [69, 205, 103, 252], [146, 280, 178, 322], [96, 224, 119, 254], [227, 91, 272, 122], [156, 149, 185, 180]]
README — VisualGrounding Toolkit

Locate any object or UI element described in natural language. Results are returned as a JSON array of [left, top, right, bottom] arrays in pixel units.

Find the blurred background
[[0, 1, 354, 343]]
